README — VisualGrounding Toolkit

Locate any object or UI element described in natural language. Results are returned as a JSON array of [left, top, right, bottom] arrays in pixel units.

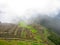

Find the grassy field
[[0, 40, 49, 45]]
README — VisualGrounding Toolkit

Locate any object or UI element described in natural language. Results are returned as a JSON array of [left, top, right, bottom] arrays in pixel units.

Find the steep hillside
[[0, 22, 58, 45]]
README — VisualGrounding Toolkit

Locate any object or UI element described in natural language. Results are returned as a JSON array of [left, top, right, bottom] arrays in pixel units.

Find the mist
[[0, 0, 60, 35], [0, 0, 60, 23], [29, 10, 60, 35]]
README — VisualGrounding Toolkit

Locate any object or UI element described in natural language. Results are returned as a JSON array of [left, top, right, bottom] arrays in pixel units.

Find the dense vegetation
[[0, 22, 60, 45], [48, 30, 60, 45]]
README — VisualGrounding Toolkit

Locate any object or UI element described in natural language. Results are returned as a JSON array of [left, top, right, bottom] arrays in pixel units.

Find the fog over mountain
[[30, 10, 60, 35], [0, 0, 60, 35], [0, 0, 60, 23]]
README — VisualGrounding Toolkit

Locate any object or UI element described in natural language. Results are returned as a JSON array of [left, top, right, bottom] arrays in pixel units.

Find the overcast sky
[[0, 0, 60, 23]]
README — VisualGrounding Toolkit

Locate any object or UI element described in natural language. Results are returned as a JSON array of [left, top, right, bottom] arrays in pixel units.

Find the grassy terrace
[[0, 22, 55, 45], [18, 22, 37, 33], [0, 40, 48, 45]]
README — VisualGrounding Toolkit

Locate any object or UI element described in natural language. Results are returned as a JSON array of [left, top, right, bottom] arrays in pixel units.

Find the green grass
[[18, 22, 27, 27], [0, 40, 49, 45], [26, 26, 37, 33], [0, 22, 55, 45], [0, 40, 9, 45], [18, 22, 37, 33]]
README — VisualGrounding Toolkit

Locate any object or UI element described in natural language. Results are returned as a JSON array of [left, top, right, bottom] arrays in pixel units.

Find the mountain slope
[[0, 22, 56, 45]]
